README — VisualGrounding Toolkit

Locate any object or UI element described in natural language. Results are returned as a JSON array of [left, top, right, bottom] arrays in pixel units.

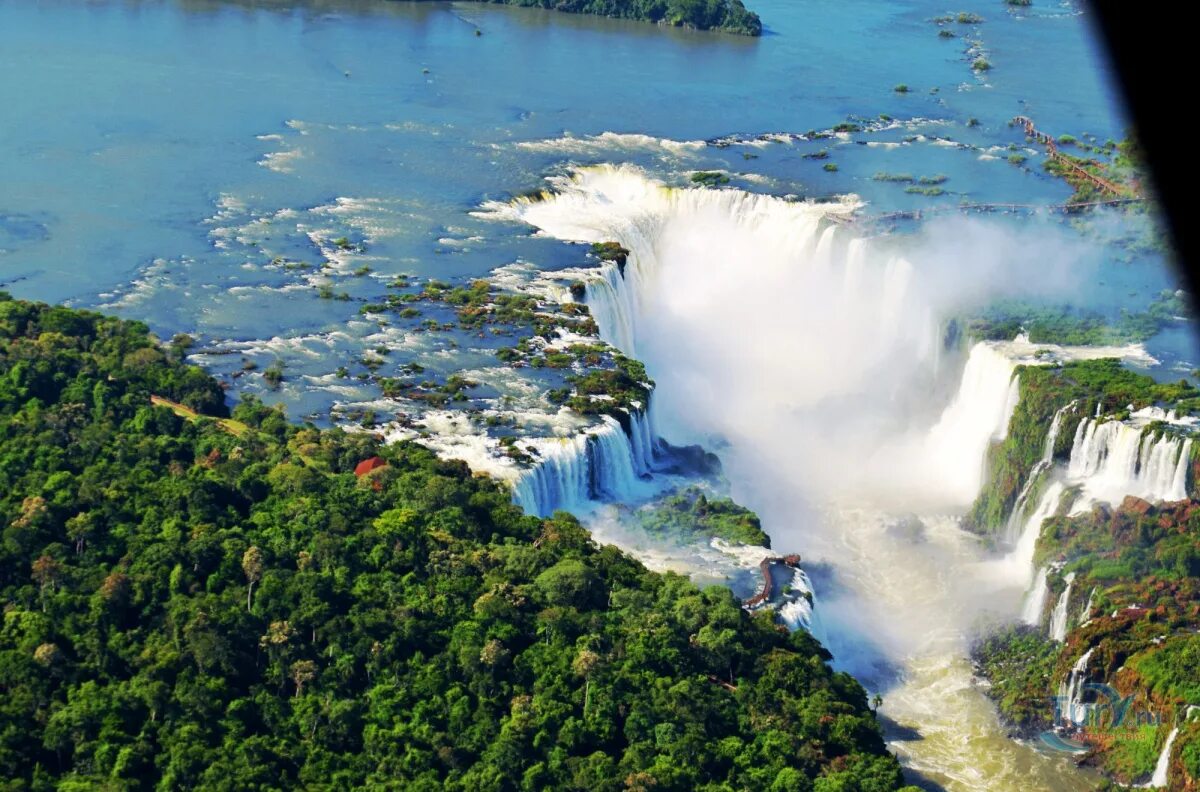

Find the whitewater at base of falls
[[808, 502, 1100, 792], [487, 165, 1108, 791]]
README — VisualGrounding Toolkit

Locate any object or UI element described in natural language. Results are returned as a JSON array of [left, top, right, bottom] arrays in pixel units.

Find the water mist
[[482, 165, 1109, 790]]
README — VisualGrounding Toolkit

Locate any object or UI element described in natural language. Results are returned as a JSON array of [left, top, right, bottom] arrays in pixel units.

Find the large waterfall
[[484, 165, 1108, 791]]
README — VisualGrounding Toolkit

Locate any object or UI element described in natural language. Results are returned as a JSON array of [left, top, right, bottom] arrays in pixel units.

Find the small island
[[454, 0, 762, 35]]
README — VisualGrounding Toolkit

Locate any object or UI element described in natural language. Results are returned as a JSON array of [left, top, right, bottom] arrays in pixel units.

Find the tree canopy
[[0, 294, 911, 790]]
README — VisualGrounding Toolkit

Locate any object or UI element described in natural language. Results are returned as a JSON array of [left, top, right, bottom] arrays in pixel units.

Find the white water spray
[[485, 164, 1106, 791]]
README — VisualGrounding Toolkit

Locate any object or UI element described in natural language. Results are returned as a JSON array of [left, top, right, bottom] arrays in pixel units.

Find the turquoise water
[[0, 1, 1190, 788], [3, 0, 1187, 404]]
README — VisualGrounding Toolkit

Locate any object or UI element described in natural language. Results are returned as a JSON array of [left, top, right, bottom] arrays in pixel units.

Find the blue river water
[[0, 1, 1191, 789]]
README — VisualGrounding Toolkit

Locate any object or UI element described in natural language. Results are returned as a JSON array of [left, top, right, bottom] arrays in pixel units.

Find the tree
[[290, 660, 316, 698], [31, 555, 62, 612], [242, 545, 263, 612]]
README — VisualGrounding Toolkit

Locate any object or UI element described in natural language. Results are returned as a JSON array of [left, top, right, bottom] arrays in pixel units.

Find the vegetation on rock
[[637, 487, 770, 547], [463, 0, 763, 35], [966, 358, 1199, 535]]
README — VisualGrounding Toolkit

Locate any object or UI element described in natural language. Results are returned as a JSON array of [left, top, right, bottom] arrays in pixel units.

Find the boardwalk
[[854, 197, 1144, 225], [1012, 116, 1134, 198]]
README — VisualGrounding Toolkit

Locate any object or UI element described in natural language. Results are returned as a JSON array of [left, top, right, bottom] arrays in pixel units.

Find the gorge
[[1, 0, 1196, 789]]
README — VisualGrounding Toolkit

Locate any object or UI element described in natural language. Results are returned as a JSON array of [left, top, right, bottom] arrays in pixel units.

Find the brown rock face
[[1121, 495, 1154, 515]]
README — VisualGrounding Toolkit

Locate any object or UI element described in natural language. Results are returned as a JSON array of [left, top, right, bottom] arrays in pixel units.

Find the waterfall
[[1050, 571, 1076, 642], [1043, 400, 1078, 462], [583, 262, 639, 355], [627, 405, 657, 475], [1067, 418, 1192, 506], [779, 568, 818, 632], [485, 165, 1034, 509], [1079, 586, 1097, 626], [1011, 481, 1066, 588], [1058, 648, 1095, 726], [923, 342, 1021, 505], [513, 434, 591, 517], [1144, 726, 1178, 788], [482, 161, 1158, 789], [1003, 460, 1050, 546], [513, 415, 647, 517], [1000, 401, 1078, 545], [590, 415, 641, 499], [1013, 483, 1065, 622], [1022, 566, 1051, 626]]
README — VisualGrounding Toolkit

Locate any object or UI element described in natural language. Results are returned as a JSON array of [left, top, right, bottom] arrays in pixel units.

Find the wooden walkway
[[1011, 116, 1134, 198], [856, 196, 1144, 224]]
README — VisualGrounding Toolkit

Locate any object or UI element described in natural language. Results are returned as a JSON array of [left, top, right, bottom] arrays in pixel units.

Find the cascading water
[[922, 343, 1021, 506], [1143, 727, 1178, 788], [1059, 648, 1095, 727], [1067, 419, 1192, 507], [1023, 566, 1051, 626], [1050, 571, 1076, 642], [1079, 586, 1097, 626], [513, 414, 649, 517], [590, 415, 642, 499], [1044, 400, 1078, 462], [1012, 482, 1066, 589], [1002, 401, 1077, 546], [486, 165, 1102, 791], [583, 263, 639, 355], [779, 568, 820, 634], [512, 434, 591, 517], [627, 405, 657, 476]]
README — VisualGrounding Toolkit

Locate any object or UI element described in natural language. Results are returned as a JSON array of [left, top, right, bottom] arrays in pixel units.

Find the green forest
[[0, 293, 913, 790]]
